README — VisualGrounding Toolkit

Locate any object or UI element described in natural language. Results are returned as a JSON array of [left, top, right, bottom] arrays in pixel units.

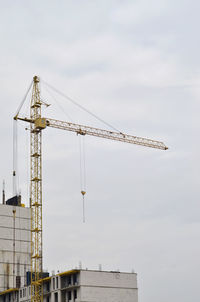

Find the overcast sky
[[1, 1, 200, 302]]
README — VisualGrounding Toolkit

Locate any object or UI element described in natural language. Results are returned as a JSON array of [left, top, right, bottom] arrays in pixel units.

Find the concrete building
[[0, 197, 31, 291], [0, 269, 138, 302]]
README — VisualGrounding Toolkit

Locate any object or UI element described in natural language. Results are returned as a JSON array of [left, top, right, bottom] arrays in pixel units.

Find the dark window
[[68, 291, 71, 301], [74, 290, 77, 300], [53, 278, 55, 290], [56, 277, 58, 289], [46, 282, 50, 292], [54, 292, 58, 302], [67, 276, 71, 286], [73, 274, 77, 285], [20, 290, 22, 298]]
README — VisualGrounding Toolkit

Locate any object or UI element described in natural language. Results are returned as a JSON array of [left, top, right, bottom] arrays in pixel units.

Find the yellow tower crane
[[14, 76, 168, 302]]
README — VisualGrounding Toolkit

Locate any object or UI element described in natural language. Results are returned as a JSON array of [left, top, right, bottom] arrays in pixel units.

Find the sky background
[[0, 1, 200, 301]]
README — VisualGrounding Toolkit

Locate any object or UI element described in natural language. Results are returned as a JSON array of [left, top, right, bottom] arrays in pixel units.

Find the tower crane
[[14, 76, 168, 302]]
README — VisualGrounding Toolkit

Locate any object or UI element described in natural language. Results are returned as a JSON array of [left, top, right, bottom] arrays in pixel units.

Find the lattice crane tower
[[14, 76, 168, 302]]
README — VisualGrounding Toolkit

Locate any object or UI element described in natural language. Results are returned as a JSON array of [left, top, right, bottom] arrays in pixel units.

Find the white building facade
[[0, 202, 31, 291], [0, 269, 138, 302]]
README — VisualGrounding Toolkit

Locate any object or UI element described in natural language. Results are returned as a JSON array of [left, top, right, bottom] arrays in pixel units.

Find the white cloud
[[111, 0, 168, 26]]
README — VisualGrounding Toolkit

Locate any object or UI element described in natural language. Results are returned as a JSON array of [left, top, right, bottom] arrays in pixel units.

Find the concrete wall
[[80, 287, 138, 302], [0, 269, 138, 302], [79, 270, 138, 302], [0, 204, 31, 291]]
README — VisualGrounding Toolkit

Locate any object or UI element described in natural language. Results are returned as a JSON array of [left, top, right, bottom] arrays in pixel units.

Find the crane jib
[[15, 116, 168, 150]]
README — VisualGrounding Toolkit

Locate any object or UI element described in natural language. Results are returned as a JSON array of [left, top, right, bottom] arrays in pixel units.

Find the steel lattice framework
[[45, 118, 168, 150], [30, 76, 43, 302], [15, 75, 168, 302]]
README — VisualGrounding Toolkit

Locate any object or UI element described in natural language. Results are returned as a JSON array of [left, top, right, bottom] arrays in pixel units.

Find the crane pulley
[[14, 76, 168, 302]]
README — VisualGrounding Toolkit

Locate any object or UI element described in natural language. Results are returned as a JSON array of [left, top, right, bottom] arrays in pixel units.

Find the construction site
[[0, 76, 168, 302]]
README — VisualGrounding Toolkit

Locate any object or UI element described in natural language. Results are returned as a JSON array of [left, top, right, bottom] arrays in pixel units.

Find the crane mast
[[30, 76, 43, 302], [14, 76, 168, 302]]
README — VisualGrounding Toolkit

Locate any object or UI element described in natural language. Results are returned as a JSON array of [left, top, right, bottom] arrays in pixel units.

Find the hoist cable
[[13, 80, 33, 197], [79, 136, 86, 223], [83, 137, 86, 190], [82, 138, 86, 224], [13, 120, 18, 195], [25, 128, 29, 205], [82, 194, 85, 224], [79, 137, 83, 190]]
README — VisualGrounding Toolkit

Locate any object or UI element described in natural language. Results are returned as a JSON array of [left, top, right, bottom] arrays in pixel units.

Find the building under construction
[[0, 196, 31, 291], [0, 195, 138, 302]]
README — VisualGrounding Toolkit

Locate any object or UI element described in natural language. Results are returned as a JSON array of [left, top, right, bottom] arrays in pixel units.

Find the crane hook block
[[81, 191, 86, 196]]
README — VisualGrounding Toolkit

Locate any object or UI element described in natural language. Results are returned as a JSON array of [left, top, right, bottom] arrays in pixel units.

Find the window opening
[[68, 291, 71, 301]]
